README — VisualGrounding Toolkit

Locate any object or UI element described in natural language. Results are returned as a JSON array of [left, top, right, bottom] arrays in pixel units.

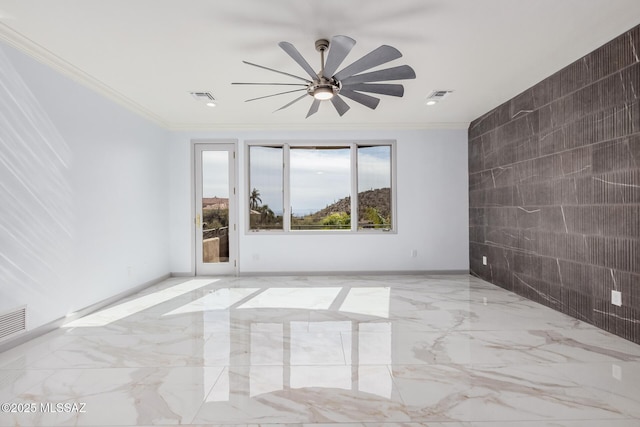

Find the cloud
[[290, 148, 350, 213], [202, 151, 229, 198]]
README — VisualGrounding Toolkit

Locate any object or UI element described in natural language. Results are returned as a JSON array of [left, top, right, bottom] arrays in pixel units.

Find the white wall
[[169, 128, 469, 274], [0, 43, 170, 332], [0, 38, 468, 341]]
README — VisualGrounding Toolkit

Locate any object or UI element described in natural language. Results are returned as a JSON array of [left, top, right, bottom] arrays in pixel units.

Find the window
[[247, 141, 395, 233], [357, 145, 392, 230], [248, 145, 284, 230], [290, 146, 351, 230]]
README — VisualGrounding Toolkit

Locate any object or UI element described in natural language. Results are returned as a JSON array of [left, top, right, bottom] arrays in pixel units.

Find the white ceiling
[[0, 0, 639, 130]]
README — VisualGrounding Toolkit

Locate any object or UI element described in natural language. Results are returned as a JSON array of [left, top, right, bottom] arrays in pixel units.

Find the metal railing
[[203, 226, 228, 240]]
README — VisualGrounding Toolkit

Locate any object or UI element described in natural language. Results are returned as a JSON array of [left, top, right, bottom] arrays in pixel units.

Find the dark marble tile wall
[[468, 24, 640, 344]]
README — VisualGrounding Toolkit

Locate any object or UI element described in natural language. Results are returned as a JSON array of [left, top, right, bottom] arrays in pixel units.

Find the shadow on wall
[[0, 45, 74, 327]]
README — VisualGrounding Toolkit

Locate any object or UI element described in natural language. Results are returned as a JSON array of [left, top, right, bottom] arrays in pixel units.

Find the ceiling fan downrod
[[310, 38, 338, 100]]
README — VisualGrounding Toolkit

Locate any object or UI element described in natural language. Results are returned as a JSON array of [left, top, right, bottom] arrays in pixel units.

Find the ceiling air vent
[[0, 306, 26, 342], [426, 90, 453, 105], [190, 91, 217, 107]]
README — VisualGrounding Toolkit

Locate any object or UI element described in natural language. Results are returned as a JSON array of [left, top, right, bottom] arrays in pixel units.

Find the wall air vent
[[0, 306, 26, 342]]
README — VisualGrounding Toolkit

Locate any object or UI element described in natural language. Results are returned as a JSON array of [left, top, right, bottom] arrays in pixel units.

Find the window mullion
[[391, 142, 397, 231], [283, 144, 291, 232], [350, 142, 358, 232]]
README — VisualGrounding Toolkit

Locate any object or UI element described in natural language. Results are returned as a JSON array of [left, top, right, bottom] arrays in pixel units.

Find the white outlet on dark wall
[[482, 256, 487, 266], [611, 290, 622, 306]]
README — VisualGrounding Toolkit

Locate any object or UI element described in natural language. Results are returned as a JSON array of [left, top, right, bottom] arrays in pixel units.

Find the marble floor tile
[[0, 330, 75, 370], [390, 363, 628, 422], [0, 369, 55, 402], [0, 274, 638, 426], [378, 328, 640, 366], [0, 366, 222, 426]]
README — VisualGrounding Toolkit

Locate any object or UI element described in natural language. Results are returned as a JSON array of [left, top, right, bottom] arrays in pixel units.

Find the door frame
[[191, 139, 239, 276]]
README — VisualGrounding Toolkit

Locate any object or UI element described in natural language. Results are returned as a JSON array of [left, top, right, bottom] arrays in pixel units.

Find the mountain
[[313, 188, 391, 219], [202, 197, 228, 209]]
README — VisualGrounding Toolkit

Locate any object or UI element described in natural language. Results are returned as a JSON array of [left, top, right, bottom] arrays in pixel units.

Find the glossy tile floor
[[1, 274, 639, 427]]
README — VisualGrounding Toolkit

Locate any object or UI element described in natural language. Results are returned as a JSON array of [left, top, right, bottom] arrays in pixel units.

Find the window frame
[[245, 140, 397, 234]]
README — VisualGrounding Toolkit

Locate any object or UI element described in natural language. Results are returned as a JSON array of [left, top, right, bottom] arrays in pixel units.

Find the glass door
[[194, 143, 237, 275]]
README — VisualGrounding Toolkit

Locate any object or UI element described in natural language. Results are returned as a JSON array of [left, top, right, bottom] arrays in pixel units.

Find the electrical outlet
[[411, 249, 418, 258], [482, 256, 487, 266], [611, 290, 622, 307]]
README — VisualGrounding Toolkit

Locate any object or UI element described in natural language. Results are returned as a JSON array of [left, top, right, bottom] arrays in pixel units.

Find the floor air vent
[[0, 306, 26, 342]]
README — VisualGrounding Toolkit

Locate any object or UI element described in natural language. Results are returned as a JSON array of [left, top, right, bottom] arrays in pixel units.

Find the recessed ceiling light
[[426, 100, 438, 106], [206, 102, 216, 107]]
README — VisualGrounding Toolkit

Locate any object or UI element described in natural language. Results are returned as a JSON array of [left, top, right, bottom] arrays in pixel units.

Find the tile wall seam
[[469, 130, 640, 175], [470, 99, 640, 143], [468, 203, 640, 208]]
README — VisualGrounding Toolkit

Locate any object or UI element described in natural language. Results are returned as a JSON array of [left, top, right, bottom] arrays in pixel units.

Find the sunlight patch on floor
[[64, 279, 219, 327]]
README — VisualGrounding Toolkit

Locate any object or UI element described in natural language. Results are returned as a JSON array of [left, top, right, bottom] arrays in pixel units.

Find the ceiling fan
[[232, 35, 416, 118]]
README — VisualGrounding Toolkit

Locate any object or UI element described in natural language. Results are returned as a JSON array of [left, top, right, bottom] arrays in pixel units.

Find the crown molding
[[0, 23, 170, 128], [166, 121, 471, 132]]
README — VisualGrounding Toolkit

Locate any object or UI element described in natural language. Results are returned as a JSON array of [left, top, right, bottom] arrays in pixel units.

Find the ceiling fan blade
[[245, 88, 307, 102], [232, 82, 308, 86], [340, 65, 416, 85], [330, 95, 350, 116], [340, 83, 405, 97], [278, 41, 319, 80], [242, 60, 312, 83], [333, 45, 402, 80], [322, 35, 356, 79], [306, 99, 321, 118], [339, 90, 380, 110], [275, 93, 309, 112]]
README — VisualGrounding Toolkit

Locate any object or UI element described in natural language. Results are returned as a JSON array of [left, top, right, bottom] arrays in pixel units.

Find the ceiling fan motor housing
[[308, 77, 340, 99]]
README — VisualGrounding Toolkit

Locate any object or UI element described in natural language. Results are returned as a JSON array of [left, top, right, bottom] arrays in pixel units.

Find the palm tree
[[259, 204, 275, 223], [249, 188, 262, 210]]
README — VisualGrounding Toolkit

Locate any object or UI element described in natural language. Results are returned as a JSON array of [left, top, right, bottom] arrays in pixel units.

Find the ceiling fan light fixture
[[313, 86, 334, 100]]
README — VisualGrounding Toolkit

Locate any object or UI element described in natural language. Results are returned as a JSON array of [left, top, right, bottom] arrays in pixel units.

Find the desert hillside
[[313, 188, 390, 218]]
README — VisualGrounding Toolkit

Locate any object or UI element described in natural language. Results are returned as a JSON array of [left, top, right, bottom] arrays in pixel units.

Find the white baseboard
[[237, 269, 470, 277]]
